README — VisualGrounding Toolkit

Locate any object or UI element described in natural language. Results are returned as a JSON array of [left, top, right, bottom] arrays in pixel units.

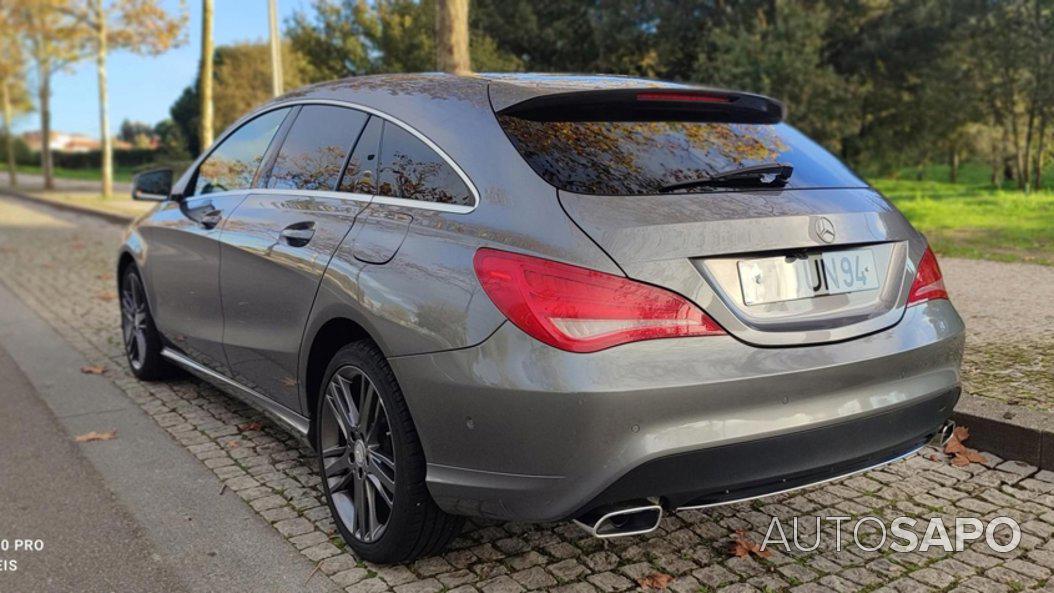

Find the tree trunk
[[2, 82, 16, 188], [1034, 111, 1047, 191], [1023, 101, 1036, 192], [949, 145, 959, 184], [39, 68, 53, 190], [200, 0, 215, 151], [268, 0, 283, 97], [436, 0, 470, 74], [96, 0, 113, 199]]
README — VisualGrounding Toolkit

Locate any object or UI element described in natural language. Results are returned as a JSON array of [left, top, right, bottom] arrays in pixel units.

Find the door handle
[[200, 209, 223, 229], [280, 222, 316, 247]]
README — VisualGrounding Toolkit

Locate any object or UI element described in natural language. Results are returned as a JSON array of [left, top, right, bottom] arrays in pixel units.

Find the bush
[[32, 148, 162, 169], [0, 133, 33, 165]]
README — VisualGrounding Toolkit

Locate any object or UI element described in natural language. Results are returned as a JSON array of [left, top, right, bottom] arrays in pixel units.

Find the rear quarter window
[[377, 123, 473, 206], [496, 116, 866, 195]]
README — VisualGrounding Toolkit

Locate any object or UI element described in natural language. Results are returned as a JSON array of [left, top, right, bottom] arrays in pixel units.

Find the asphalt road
[[0, 280, 339, 593], [0, 344, 190, 593]]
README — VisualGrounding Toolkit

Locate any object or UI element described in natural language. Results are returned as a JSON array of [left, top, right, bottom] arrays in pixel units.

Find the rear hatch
[[495, 88, 919, 347]]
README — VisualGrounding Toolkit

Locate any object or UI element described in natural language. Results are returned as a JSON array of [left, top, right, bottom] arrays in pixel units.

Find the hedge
[[19, 148, 163, 169]]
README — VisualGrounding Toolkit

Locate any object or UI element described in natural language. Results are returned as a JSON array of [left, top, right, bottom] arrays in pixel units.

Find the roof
[[276, 72, 708, 112]]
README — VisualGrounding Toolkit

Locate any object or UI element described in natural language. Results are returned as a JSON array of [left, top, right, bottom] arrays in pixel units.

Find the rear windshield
[[496, 116, 866, 195]]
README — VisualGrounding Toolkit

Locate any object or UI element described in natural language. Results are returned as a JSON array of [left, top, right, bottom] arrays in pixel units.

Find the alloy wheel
[[320, 365, 397, 543], [120, 273, 148, 371]]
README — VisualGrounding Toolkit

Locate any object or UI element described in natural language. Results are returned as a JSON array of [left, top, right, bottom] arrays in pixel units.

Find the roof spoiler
[[496, 88, 785, 124]]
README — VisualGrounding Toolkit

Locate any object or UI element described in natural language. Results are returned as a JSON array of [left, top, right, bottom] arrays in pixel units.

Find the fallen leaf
[[730, 530, 771, 559], [96, 273, 113, 282], [80, 365, 106, 375], [238, 421, 264, 432], [943, 425, 985, 466], [96, 291, 117, 302], [224, 440, 241, 449], [636, 572, 674, 590], [74, 430, 117, 442]]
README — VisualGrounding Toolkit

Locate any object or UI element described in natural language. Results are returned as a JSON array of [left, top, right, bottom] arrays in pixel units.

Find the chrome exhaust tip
[[573, 503, 663, 538], [935, 420, 956, 446]]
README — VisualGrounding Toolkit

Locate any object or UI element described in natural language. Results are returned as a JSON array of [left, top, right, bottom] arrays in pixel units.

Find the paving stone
[[586, 571, 633, 592], [332, 568, 370, 587], [548, 559, 588, 582], [437, 569, 476, 588], [393, 578, 443, 593], [345, 578, 391, 593], [302, 542, 342, 562], [289, 530, 330, 550], [510, 566, 557, 590], [274, 517, 315, 537], [478, 574, 525, 593]]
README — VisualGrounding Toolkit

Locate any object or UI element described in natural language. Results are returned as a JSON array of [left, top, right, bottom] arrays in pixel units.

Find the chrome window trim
[[204, 98, 480, 214], [370, 194, 474, 213], [189, 188, 475, 214], [239, 187, 374, 204]]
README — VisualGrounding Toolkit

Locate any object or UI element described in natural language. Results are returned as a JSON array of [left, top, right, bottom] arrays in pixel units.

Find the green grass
[[15, 164, 136, 183], [871, 174, 1054, 266]]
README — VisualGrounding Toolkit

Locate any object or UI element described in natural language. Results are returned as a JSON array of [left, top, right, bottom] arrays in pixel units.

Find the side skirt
[[161, 348, 310, 439]]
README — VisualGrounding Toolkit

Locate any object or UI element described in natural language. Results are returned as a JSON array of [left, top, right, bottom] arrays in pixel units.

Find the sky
[[13, 0, 312, 137]]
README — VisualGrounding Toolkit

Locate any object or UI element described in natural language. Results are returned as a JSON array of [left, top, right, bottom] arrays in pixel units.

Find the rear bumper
[[583, 387, 957, 512], [389, 299, 964, 522]]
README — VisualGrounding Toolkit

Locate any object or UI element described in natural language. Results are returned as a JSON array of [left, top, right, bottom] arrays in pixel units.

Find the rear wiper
[[658, 162, 794, 193]]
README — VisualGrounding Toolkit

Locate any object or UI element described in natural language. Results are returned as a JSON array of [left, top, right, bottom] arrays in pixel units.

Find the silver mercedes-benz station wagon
[[120, 73, 963, 563]]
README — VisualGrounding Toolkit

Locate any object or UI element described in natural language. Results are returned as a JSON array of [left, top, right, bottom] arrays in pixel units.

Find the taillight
[[473, 248, 725, 353], [907, 247, 949, 306]]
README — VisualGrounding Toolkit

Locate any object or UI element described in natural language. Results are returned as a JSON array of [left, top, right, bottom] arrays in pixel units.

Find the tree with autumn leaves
[[5, 0, 185, 196], [0, 7, 33, 188]]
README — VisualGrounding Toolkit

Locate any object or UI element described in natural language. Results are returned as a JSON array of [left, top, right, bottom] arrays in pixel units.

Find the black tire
[[119, 266, 171, 381], [315, 341, 464, 563]]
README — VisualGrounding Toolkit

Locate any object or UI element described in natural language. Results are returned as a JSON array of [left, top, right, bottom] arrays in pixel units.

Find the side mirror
[[132, 168, 173, 201]]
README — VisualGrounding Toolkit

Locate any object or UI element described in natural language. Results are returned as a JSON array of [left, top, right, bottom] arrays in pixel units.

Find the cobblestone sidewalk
[[1, 196, 1053, 593]]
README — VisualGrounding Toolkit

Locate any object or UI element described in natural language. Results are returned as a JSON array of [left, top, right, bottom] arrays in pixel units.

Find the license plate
[[738, 248, 880, 306]]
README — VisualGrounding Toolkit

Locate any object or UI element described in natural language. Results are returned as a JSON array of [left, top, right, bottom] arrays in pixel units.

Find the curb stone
[[0, 187, 135, 225], [953, 393, 1054, 470]]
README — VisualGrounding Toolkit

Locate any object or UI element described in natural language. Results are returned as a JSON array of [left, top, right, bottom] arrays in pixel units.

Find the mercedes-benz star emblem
[[814, 217, 836, 243]]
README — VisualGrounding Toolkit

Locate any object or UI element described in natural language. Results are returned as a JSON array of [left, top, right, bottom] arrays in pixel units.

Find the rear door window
[[496, 116, 866, 195], [194, 108, 290, 195], [267, 105, 369, 191], [376, 123, 473, 206]]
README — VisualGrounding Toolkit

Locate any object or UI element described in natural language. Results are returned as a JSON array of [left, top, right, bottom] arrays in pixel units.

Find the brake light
[[473, 248, 725, 353], [907, 247, 949, 306], [636, 92, 732, 103]]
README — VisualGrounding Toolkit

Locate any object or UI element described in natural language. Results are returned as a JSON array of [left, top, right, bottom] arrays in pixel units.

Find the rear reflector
[[907, 247, 949, 306], [473, 248, 725, 353]]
